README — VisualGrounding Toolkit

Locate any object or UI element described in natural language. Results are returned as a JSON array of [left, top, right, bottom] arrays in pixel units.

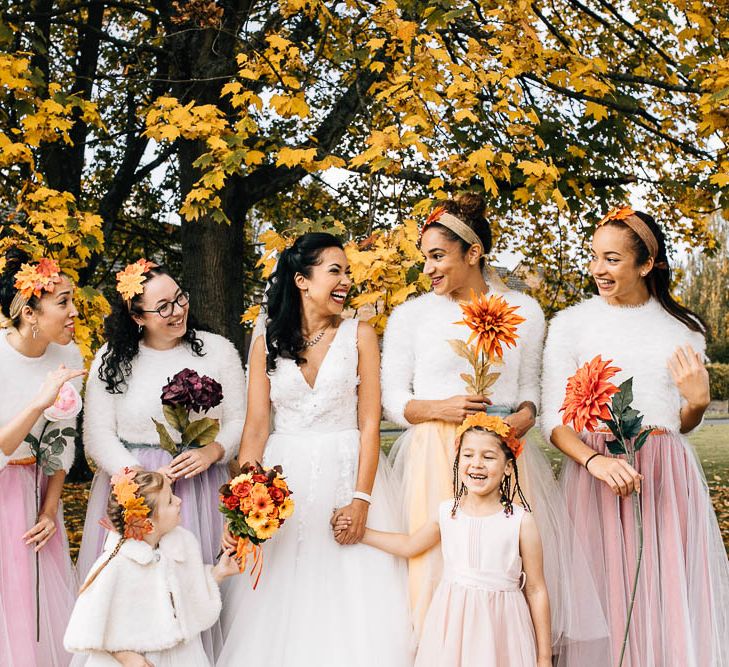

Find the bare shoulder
[[356, 319, 378, 345]]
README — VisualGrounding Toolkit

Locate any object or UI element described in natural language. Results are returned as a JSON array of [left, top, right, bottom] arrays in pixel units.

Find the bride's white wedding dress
[[217, 318, 413, 666]]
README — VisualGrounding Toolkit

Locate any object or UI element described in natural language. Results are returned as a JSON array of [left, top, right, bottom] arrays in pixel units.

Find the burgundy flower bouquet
[[152, 368, 224, 456]]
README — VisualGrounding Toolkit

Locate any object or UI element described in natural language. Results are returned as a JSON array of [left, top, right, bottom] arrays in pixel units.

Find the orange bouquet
[[450, 289, 525, 397], [219, 462, 294, 587]]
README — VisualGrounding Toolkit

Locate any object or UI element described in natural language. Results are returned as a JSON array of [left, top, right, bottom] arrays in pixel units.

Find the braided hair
[[79, 471, 165, 593], [451, 427, 530, 518]]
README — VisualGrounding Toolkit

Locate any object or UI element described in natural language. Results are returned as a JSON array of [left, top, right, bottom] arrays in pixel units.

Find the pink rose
[[44, 382, 82, 422]]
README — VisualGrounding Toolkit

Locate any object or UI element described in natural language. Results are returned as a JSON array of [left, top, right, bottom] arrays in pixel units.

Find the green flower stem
[[618, 439, 644, 667], [32, 420, 49, 643]]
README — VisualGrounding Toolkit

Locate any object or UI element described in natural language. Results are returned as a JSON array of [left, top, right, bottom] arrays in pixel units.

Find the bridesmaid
[[76, 260, 245, 660], [0, 247, 86, 666], [541, 206, 729, 666], [382, 193, 607, 661]]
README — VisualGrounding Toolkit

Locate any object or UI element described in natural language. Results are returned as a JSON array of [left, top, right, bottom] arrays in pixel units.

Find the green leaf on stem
[[634, 429, 652, 452], [43, 428, 60, 442], [61, 427, 77, 437], [181, 417, 220, 446], [152, 418, 178, 456], [163, 404, 189, 433], [606, 438, 626, 456]]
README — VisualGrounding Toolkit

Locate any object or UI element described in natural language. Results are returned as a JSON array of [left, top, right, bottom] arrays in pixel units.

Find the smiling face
[[23, 275, 78, 345], [590, 225, 653, 306], [294, 246, 352, 316], [458, 429, 512, 498], [132, 273, 189, 347], [421, 226, 481, 297]]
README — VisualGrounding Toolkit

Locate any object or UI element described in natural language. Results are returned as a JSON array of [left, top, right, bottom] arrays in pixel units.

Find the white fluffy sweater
[[0, 331, 83, 472], [541, 296, 706, 436], [84, 331, 245, 473], [381, 288, 545, 426], [64, 526, 221, 654]]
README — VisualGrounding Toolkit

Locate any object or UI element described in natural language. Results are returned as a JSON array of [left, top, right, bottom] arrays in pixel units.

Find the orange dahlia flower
[[560, 355, 621, 432], [455, 290, 525, 361]]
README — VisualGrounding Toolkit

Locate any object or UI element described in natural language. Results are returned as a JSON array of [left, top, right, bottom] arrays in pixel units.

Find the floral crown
[[115, 258, 158, 302], [1, 258, 63, 328], [110, 467, 154, 540], [597, 205, 635, 226], [456, 412, 524, 459]]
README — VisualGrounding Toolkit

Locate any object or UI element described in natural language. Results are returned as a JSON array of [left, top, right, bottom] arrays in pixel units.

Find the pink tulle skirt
[[76, 447, 229, 661], [0, 463, 77, 667], [562, 431, 729, 667], [415, 584, 536, 667]]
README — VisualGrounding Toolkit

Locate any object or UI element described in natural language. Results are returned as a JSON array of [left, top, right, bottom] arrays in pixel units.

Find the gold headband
[[598, 207, 659, 260], [423, 207, 484, 255]]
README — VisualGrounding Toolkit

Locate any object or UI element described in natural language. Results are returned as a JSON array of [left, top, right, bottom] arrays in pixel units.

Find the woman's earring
[[138, 324, 143, 333], [305, 289, 310, 299], [31, 324, 38, 340]]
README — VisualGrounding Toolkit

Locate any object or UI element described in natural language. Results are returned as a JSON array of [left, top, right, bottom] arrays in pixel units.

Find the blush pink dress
[[415, 501, 537, 667]]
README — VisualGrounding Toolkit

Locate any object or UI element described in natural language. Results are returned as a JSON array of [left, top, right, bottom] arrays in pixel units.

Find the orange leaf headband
[[1, 258, 63, 328], [110, 467, 154, 540], [456, 412, 524, 459], [422, 206, 485, 255], [597, 206, 661, 262], [115, 259, 158, 304]]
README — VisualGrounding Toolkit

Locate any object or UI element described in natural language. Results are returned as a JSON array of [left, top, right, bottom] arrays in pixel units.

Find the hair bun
[[2, 246, 30, 278], [454, 192, 486, 221]]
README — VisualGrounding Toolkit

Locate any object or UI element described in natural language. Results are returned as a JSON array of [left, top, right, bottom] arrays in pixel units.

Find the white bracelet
[[352, 491, 372, 504]]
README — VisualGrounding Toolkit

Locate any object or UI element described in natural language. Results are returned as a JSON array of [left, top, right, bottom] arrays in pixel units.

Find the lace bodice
[[268, 318, 360, 433]]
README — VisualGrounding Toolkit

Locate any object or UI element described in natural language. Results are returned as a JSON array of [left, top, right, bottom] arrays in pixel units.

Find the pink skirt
[[562, 431, 729, 667], [415, 582, 536, 667], [0, 463, 77, 667]]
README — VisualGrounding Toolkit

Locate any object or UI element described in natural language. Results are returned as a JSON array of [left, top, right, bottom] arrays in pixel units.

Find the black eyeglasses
[[140, 291, 190, 318]]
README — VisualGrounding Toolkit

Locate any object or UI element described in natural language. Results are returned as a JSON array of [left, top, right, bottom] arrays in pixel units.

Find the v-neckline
[[297, 321, 345, 390]]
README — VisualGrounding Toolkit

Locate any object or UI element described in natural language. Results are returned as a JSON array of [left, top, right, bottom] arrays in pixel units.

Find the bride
[[217, 232, 412, 666]]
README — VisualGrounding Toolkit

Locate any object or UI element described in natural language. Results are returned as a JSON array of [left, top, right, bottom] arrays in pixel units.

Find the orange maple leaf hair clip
[[110, 467, 154, 540], [115, 258, 158, 303], [13, 258, 62, 299], [597, 205, 635, 227]]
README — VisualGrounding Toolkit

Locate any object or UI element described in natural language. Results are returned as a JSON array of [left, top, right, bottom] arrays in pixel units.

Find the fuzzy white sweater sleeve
[[83, 348, 141, 474], [514, 296, 545, 411], [381, 303, 417, 427], [212, 336, 246, 463], [540, 310, 578, 439]]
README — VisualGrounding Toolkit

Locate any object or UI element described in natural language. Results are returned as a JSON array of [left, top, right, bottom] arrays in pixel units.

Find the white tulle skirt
[[389, 419, 610, 663], [217, 428, 414, 667]]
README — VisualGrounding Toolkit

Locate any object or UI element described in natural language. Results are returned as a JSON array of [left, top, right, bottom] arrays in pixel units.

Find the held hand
[[221, 524, 238, 551], [503, 406, 536, 439], [213, 547, 241, 582], [23, 512, 56, 552], [586, 455, 642, 496], [112, 651, 154, 667], [436, 395, 491, 423], [168, 442, 223, 480], [32, 364, 86, 411], [332, 500, 369, 545], [668, 345, 710, 410], [331, 512, 352, 539]]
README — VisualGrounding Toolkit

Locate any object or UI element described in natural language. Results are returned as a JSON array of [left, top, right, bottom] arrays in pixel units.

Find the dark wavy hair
[[264, 232, 344, 373], [98, 265, 206, 393], [425, 192, 493, 267], [602, 212, 706, 334], [0, 247, 44, 326]]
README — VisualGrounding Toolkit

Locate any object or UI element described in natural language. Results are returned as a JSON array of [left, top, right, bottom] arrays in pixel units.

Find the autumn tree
[[1, 0, 729, 349]]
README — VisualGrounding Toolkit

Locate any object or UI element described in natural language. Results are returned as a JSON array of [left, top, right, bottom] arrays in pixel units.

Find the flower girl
[[64, 469, 239, 666], [336, 413, 552, 666]]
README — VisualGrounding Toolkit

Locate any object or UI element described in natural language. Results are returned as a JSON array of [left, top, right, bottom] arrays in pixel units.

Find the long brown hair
[[602, 212, 706, 334]]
